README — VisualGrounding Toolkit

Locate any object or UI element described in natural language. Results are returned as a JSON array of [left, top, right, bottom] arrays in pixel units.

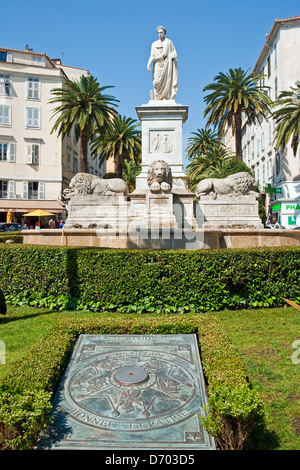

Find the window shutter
[[8, 180, 15, 199], [33, 144, 39, 164], [26, 108, 31, 127], [9, 143, 16, 162], [22, 181, 28, 199], [38, 182, 45, 200], [0, 105, 10, 125], [26, 144, 32, 164], [26, 108, 40, 127], [6, 52, 12, 63], [27, 78, 40, 100]]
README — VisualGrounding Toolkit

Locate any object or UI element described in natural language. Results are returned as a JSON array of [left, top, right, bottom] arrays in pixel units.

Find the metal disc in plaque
[[36, 334, 215, 450]]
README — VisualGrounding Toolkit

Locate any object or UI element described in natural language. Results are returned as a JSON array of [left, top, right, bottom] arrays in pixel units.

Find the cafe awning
[[0, 200, 65, 213]]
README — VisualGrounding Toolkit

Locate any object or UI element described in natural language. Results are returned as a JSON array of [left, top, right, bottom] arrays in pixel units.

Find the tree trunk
[[117, 154, 124, 179], [234, 110, 242, 160], [80, 127, 88, 173]]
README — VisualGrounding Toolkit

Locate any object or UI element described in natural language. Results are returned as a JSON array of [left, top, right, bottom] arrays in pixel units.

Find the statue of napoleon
[[147, 26, 178, 101]]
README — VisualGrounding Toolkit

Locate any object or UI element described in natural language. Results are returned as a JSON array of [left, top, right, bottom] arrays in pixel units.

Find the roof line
[[253, 16, 300, 73]]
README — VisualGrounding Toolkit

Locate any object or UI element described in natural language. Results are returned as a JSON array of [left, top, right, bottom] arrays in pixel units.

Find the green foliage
[[0, 233, 23, 244], [0, 314, 264, 449], [203, 68, 272, 159], [91, 114, 141, 178], [272, 81, 300, 157], [49, 74, 118, 172], [201, 384, 266, 450], [218, 159, 255, 179], [0, 390, 52, 450], [1, 245, 299, 313]]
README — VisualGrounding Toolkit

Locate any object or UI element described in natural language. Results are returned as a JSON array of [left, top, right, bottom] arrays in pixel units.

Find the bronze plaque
[[36, 334, 215, 450]]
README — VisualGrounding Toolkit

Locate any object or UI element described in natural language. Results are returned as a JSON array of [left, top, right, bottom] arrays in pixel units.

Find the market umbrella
[[25, 210, 55, 217], [25, 209, 55, 227], [6, 210, 12, 223]]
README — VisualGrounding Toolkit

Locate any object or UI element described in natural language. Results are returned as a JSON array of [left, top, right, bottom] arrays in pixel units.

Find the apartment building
[[0, 46, 105, 225], [242, 16, 300, 227]]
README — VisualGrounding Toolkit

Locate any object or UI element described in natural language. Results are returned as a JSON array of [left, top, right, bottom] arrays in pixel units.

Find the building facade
[[242, 16, 300, 228], [0, 47, 106, 226]]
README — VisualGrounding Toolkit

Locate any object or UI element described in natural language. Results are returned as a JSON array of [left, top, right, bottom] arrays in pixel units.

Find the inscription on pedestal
[[36, 334, 215, 450]]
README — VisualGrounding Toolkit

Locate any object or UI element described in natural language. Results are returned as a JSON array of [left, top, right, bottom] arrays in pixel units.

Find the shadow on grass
[[0, 309, 56, 325], [65, 248, 81, 310], [250, 424, 281, 450]]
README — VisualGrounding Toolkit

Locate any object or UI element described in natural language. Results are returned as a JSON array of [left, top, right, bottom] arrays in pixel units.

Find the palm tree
[[122, 159, 142, 192], [91, 115, 141, 179], [273, 81, 300, 157], [49, 75, 118, 173], [186, 145, 234, 191], [203, 68, 272, 160], [186, 128, 221, 160]]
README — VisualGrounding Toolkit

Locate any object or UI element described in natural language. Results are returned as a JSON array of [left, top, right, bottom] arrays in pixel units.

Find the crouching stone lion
[[195, 172, 257, 199], [147, 160, 172, 193], [63, 173, 129, 199]]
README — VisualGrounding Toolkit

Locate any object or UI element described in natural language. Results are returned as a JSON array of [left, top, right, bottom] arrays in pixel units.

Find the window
[[27, 77, 40, 100], [274, 42, 278, 69], [0, 51, 7, 62], [67, 147, 71, 171], [26, 107, 40, 128], [261, 132, 265, 152], [0, 141, 15, 162], [0, 143, 7, 161], [23, 181, 44, 200], [0, 180, 7, 198], [0, 105, 11, 126], [26, 143, 40, 164], [32, 56, 42, 66], [0, 75, 11, 96], [73, 152, 78, 173], [0, 180, 15, 199], [268, 122, 272, 146], [267, 56, 271, 78], [274, 77, 278, 99]]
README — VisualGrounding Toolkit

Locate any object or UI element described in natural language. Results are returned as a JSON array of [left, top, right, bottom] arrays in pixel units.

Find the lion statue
[[147, 160, 172, 193], [63, 173, 129, 199], [195, 172, 257, 199]]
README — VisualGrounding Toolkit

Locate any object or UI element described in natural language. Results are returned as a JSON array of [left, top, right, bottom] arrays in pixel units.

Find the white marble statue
[[63, 173, 129, 199], [147, 160, 172, 193], [195, 172, 257, 199], [147, 26, 178, 101]]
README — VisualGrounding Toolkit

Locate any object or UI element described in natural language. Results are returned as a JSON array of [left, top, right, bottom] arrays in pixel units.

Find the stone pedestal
[[135, 101, 188, 190], [65, 195, 129, 230], [196, 195, 264, 229]]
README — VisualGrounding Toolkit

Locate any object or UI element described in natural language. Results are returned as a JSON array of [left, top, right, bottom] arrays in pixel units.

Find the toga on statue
[[147, 26, 178, 101]]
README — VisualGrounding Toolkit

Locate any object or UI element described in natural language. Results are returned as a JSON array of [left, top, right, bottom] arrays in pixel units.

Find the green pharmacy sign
[[285, 204, 300, 211], [264, 184, 282, 196]]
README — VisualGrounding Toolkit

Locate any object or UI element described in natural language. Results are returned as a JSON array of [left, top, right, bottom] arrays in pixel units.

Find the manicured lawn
[[214, 307, 300, 450], [0, 304, 299, 450]]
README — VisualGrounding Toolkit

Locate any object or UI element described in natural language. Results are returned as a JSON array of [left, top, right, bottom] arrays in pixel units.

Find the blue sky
[[2, 0, 299, 168]]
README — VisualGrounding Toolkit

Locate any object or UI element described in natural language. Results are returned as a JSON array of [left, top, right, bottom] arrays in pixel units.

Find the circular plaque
[[113, 366, 149, 385]]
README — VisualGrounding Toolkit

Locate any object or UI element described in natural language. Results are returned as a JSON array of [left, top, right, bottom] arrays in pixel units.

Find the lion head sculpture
[[63, 173, 129, 199], [195, 172, 257, 199], [147, 160, 172, 193]]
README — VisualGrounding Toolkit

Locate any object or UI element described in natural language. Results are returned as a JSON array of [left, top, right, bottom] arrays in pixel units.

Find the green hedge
[[0, 245, 300, 313], [0, 233, 23, 244], [0, 315, 266, 450]]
